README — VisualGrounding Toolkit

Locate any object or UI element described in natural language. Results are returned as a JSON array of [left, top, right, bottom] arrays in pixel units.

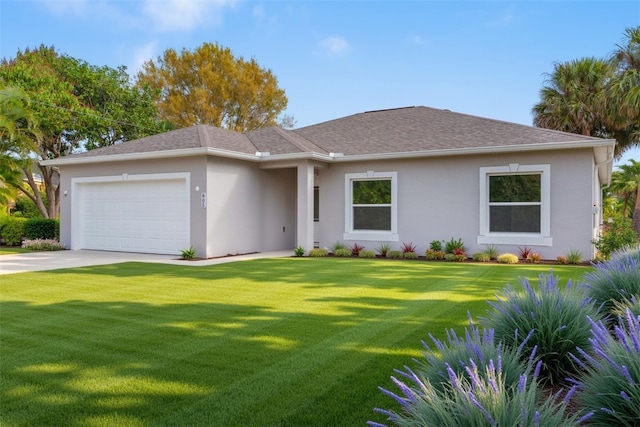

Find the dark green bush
[[593, 217, 639, 259], [12, 193, 46, 218], [1, 217, 27, 246], [24, 218, 59, 240], [444, 237, 465, 254]]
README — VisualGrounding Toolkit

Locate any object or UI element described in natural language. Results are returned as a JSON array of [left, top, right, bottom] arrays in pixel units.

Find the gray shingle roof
[[65, 106, 606, 160]]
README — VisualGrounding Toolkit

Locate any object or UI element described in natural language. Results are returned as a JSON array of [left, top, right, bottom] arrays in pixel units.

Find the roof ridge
[[196, 124, 211, 148], [272, 127, 328, 154]]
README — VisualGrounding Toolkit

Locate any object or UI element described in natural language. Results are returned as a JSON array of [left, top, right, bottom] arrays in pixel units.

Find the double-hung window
[[344, 171, 398, 241], [478, 164, 551, 246]]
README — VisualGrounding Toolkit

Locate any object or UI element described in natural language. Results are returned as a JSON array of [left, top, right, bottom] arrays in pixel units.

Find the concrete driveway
[[0, 249, 292, 275]]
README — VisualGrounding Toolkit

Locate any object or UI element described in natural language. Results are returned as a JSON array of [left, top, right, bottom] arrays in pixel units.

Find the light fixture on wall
[[63, 190, 68, 196], [195, 186, 200, 192]]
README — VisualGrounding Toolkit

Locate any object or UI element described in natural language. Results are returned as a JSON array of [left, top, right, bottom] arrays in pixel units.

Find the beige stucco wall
[[205, 157, 296, 258], [316, 148, 598, 260]]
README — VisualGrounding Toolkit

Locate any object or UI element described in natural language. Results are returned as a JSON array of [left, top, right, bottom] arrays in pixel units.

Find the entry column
[[296, 162, 314, 251]]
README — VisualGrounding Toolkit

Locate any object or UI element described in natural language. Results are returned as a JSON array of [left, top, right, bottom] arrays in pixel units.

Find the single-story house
[[43, 106, 615, 260]]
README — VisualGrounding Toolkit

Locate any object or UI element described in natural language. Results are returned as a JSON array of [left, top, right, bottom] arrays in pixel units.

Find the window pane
[[353, 180, 391, 204], [354, 206, 391, 230], [490, 206, 541, 232], [314, 187, 319, 222], [490, 175, 541, 203]]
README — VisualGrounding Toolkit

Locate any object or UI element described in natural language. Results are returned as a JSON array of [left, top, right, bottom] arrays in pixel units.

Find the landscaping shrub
[[612, 296, 640, 318], [444, 253, 457, 262], [497, 253, 518, 264], [180, 245, 197, 260], [429, 240, 443, 251], [400, 241, 417, 254], [425, 249, 445, 260], [330, 241, 346, 252], [453, 247, 466, 261], [485, 244, 499, 260], [403, 251, 418, 259], [350, 243, 364, 256], [593, 217, 639, 259], [294, 246, 305, 257], [473, 252, 490, 262], [1, 217, 27, 246], [371, 353, 586, 427], [557, 255, 568, 265], [527, 252, 541, 263], [445, 237, 465, 254], [572, 309, 640, 426], [21, 239, 65, 251], [308, 248, 328, 257], [582, 247, 640, 318], [413, 315, 534, 395], [566, 248, 583, 265], [12, 192, 46, 218], [375, 242, 392, 257], [518, 247, 533, 260], [333, 248, 352, 257], [24, 218, 59, 240], [359, 249, 375, 259], [481, 273, 602, 385], [386, 250, 402, 259]]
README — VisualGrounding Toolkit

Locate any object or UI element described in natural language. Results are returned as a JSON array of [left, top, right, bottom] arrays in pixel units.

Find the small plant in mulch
[[375, 242, 392, 257], [334, 248, 353, 257], [350, 243, 365, 256], [294, 246, 305, 257], [359, 249, 376, 259], [180, 245, 197, 260]]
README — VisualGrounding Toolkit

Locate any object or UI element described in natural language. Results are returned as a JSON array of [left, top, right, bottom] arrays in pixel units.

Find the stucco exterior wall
[[58, 156, 207, 255], [205, 158, 296, 258], [317, 148, 597, 260]]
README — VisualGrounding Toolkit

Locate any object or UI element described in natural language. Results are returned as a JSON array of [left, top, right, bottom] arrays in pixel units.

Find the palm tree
[[532, 57, 612, 137], [607, 159, 640, 237], [0, 86, 40, 208], [607, 26, 640, 158]]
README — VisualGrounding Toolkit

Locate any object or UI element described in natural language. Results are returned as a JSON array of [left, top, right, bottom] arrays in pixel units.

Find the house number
[[201, 192, 207, 208]]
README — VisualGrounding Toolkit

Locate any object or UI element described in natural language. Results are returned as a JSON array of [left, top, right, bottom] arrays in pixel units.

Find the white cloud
[[142, 0, 237, 32], [126, 42, 158, 77], [319, 36, 351, 56]]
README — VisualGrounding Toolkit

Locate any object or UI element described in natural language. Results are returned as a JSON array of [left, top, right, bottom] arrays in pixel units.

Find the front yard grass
[[0, 258, 592, 426], [0, 246, 31, 255]]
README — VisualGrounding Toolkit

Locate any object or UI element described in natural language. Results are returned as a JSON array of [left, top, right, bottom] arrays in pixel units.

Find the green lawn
[[0, 258, 592, 426], [0, 246, 31, 255]]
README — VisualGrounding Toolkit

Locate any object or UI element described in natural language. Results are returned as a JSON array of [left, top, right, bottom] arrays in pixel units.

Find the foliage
[[294, 246, 305, 257], [453, 247, 467, 261], [21, 238, 64, 251], [333, 248, 352, 257], [375, 242, 392, 257], [330, 241, 346, 252], [497, 253, 519, 264], [606, 159, 640, 219], [583, 247, 640, 318], [24, 218, 58, 240], [359, 249, 376, 259], [386, 250, 403, 259], [1, 217, 26, 245], [403, 251, 418, 260], [518, 247, 533, 260], [444, 237, 465, 254], [612, 296, 640, 319], [350, 242, 365, 256], [573, 309, 640, 426], [527, 252, 541, 263], [425, 249, 445, 261], [412, 314, 533, 395], [485, 244, 500, 260], [0, 45, 168, 218], [12, 192, 46, 218], [593, 217, 639, 258], [557, 255, 568, 265], [566, 248, 583, 264], [400, 241, 417, 254], [429, 240, 443, 251], [180, 245, 197, 260], [136, 42, 290, 132], [372, 354, 586, 427], [473, 252, 491, 262], [444, 253, 458, 262], [481, 273, 602, 385], [308, 248, 328, 257]]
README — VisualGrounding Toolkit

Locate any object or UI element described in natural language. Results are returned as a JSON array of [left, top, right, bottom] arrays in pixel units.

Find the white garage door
[[76, 177, 189, 255]]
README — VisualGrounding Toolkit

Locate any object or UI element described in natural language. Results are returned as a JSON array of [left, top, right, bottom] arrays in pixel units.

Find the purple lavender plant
[[572, 309, 640, 426]]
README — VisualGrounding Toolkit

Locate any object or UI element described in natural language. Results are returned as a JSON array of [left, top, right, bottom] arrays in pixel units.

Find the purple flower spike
[[620, 390, 631, 401]]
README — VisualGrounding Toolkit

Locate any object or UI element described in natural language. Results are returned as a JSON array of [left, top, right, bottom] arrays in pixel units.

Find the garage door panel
[[78, 178, 189, 255]]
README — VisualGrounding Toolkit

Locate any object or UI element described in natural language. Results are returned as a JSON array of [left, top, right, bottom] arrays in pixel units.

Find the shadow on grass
[[1, 261, 593, 426]]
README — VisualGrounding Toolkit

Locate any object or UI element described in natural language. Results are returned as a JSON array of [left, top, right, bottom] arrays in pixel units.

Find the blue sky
[[1, 0, 638, 164]]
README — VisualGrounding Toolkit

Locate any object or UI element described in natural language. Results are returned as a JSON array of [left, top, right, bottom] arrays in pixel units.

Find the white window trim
[[344, 171, 399, 242], [477, 164, 552, 246]]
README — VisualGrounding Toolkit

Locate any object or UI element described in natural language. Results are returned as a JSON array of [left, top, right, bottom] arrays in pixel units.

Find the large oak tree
[[136, 42, 291, 132], [0, 45, 169, 218]]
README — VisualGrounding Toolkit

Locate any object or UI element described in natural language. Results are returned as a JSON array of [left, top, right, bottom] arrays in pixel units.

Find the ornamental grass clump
[[333, 248, 352, 257], [370, 356, 588, 427], [413, 314, 534, 395], [308, 248, 328, 257], [571, 309, 640, 427], [497, 253, 519, 264], [481, 273, 602, 385], [359, 249, 376, 259], [583, 247, 640, 318]]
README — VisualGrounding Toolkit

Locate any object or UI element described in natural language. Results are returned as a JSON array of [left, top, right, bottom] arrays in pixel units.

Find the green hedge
[[24, 218, 59, 240], [1, 217, 27, 246]]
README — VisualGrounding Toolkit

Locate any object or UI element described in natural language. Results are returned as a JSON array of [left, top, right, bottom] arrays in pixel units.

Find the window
[[314, 186, 319, 222], [344, 171, 398, 241], [478, 164, 551, 246]]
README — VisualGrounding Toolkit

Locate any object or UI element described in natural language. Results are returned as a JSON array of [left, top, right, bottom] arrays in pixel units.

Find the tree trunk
[[39, 164, 59, 219], [22, 167, 49, 218], [633, 182, 640, 239]]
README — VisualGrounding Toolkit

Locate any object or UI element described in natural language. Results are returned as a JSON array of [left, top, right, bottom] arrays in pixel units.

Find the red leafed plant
[[518, 247, 533, 260], [350, 243, 365, 256], [400, 242, 417, 254]]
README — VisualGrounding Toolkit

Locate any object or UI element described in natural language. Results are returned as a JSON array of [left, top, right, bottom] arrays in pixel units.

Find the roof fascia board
[[41, 147, 211, 166]]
